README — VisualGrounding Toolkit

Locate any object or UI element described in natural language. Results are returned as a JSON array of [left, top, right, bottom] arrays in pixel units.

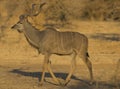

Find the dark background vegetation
[[1, 0, 120, 26]]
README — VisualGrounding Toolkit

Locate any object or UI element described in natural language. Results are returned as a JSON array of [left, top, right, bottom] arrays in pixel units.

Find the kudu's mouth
[[11, 25, 23, 33], [11, 25, 15, 29]]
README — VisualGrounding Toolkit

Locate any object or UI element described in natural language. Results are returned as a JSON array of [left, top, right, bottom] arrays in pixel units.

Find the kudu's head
[[11, 15, 28, 33], [11, 2, 46, 33]]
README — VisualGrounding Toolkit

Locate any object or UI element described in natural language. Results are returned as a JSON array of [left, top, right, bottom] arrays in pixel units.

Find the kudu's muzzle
[[11, 25, 22, 33], [11, 25, 15, 29]]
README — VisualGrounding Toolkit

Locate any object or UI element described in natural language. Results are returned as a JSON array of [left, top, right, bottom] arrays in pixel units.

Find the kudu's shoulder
[[44, 27, 58, 32]]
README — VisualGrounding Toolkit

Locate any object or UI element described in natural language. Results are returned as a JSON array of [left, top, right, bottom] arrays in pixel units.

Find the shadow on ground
[[90, 33, 120, 41], [10, 69, 120, 89]]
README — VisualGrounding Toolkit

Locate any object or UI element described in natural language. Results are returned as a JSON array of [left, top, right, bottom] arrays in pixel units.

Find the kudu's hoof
[[89, 80, 95, 85], [59, 79, 70, 86], [38, 82, 43, 86], [64, 80, 71, 86]]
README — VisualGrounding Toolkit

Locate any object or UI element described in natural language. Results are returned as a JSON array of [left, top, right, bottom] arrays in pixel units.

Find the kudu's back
[[39, 28, 88, 55]]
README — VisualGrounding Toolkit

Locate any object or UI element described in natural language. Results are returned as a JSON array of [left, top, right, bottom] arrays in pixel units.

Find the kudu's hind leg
[[80, 53, 93, 84], [64, 51, 77, 86]]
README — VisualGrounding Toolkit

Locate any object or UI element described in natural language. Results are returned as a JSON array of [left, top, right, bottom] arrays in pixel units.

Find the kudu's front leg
[[40, 53, 60, 85], [47, 61, 60, 84], [39, 53, 49, 85]]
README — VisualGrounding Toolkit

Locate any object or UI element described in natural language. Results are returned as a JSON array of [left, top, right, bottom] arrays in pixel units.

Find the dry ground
[[0, 21, 120, 89]]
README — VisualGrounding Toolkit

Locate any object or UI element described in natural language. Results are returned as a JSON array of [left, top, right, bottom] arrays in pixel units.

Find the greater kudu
[[11, 3, 93, 86]]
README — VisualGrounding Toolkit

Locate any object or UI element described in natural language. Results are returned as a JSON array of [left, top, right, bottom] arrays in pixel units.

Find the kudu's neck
[[23, 21, 37, 34], [22, 20, 41, 47]]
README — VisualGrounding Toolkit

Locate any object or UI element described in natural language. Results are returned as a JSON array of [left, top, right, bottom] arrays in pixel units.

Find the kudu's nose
[[11, 25, 15, 29]]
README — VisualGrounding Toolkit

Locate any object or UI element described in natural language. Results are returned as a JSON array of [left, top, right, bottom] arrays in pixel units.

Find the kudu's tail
[[87, 52, 90, 57]]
